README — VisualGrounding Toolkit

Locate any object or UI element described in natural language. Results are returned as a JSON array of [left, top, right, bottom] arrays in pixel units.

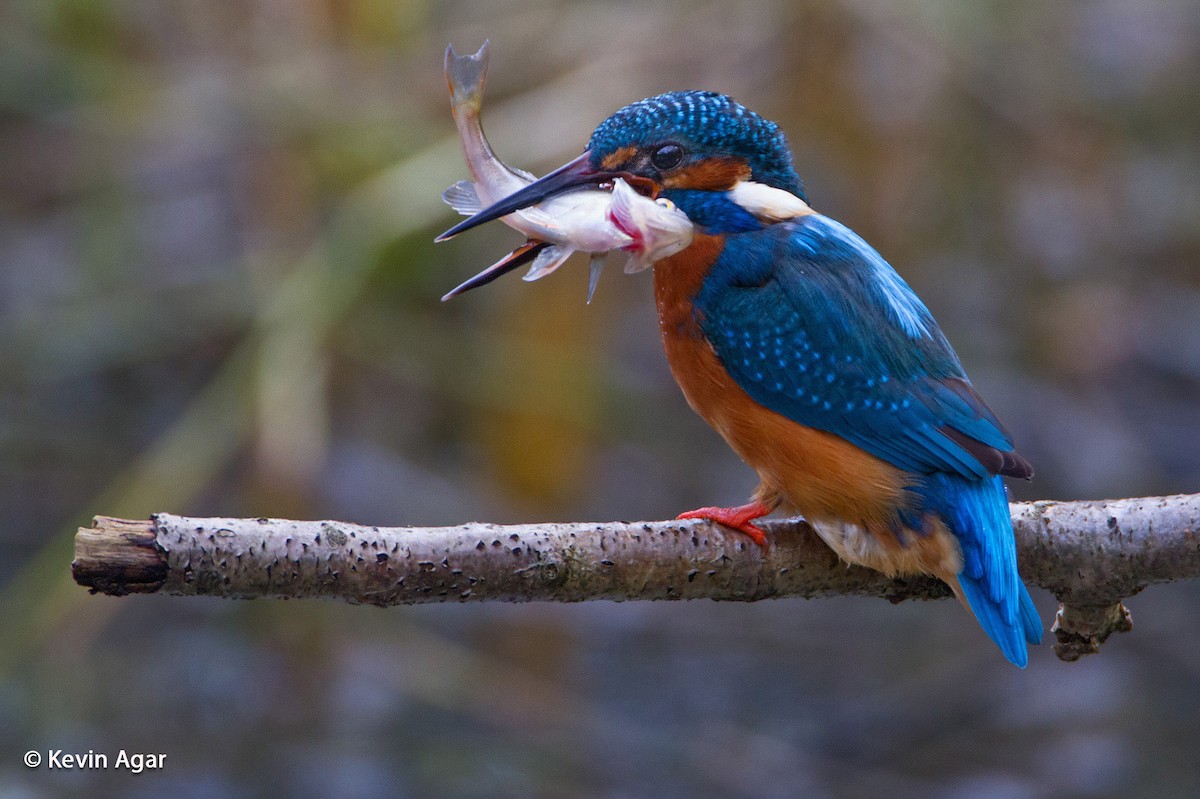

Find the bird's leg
[[677, 500, 776, 549]]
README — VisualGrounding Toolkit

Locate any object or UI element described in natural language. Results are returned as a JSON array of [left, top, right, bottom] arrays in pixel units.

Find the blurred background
[[2, 0, 1199, 796]]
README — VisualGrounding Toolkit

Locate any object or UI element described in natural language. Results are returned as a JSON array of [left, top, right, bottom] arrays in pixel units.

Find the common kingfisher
[[443, 90, 1044, 666]]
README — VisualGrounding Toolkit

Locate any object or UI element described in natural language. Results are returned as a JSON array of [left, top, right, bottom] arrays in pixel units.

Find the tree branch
[[73, 494, 1200, 662]]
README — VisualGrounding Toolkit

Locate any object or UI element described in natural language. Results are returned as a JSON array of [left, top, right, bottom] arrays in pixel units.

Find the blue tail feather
[[1019, 581, 1044, 645], [920, 473, 1042, 667]]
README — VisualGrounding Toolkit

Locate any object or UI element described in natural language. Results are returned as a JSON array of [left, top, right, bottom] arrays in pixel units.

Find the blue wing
[[695, 214, 1028, 481]]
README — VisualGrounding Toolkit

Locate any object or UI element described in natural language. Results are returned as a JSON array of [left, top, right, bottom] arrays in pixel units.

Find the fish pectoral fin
[[442, 181, 483, 215], [523, 245, 574, 281], [623, 252, 653, 274], [515, 205, 561, 232]]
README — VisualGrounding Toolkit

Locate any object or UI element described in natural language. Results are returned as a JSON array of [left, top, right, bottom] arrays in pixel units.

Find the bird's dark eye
[[650, 143, 684, 170]]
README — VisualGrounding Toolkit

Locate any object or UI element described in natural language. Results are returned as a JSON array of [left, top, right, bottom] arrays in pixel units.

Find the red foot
[[677, 501, 773, 550]]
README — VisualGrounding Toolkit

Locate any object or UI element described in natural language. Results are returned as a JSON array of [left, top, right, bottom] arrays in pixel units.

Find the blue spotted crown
[[587, 91, 805, 200]]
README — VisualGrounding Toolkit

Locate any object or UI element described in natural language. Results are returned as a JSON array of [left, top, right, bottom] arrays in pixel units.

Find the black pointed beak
[[435, 152, 616, 242], [440, 240, 548, 301]]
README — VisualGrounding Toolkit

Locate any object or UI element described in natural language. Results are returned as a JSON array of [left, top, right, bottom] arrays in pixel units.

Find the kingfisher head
[[441, 90, 811, 239], [586, 91, 804, 199]]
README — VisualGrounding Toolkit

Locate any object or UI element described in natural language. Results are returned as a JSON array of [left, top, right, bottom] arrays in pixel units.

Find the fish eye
[[655, 197, 677, 211], [650, 143, 684, 170]]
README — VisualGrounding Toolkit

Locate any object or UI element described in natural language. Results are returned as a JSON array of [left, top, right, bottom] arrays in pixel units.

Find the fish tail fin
[[445, 41, 490, 111], [923, 473, 1043, 667]]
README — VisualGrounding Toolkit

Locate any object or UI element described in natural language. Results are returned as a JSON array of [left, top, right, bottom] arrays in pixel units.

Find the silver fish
[[438, 42, 693, 302]]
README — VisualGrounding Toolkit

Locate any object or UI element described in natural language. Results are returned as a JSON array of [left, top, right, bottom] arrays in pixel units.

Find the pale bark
[[73, 493, 1200, 662]]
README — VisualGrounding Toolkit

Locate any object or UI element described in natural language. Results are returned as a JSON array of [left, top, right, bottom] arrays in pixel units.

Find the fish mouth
[[435, 151, 655, 241], [607, 206, 644, 251]]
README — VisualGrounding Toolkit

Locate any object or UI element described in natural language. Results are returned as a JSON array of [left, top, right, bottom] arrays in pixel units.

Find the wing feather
[[698, 217, 1027, 480]]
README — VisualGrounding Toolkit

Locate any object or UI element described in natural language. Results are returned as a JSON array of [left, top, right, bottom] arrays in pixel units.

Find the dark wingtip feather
[[999, 450, 1034, 481], [941, 426, 1034, 480]]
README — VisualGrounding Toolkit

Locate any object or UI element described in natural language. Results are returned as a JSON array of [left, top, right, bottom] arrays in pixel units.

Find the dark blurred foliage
[[2, 1, 1199, 797]]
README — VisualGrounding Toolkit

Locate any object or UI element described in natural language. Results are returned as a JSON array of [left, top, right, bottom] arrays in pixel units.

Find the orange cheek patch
[[662, 157, 752, 191], [600, 147, 638, 170]]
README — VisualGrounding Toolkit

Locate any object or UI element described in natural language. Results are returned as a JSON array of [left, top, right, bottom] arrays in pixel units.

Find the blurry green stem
[[0, 56, 634, 676]]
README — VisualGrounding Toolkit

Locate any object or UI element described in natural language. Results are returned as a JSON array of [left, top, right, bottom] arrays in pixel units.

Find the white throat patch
[[728, 181, 814, 223]]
